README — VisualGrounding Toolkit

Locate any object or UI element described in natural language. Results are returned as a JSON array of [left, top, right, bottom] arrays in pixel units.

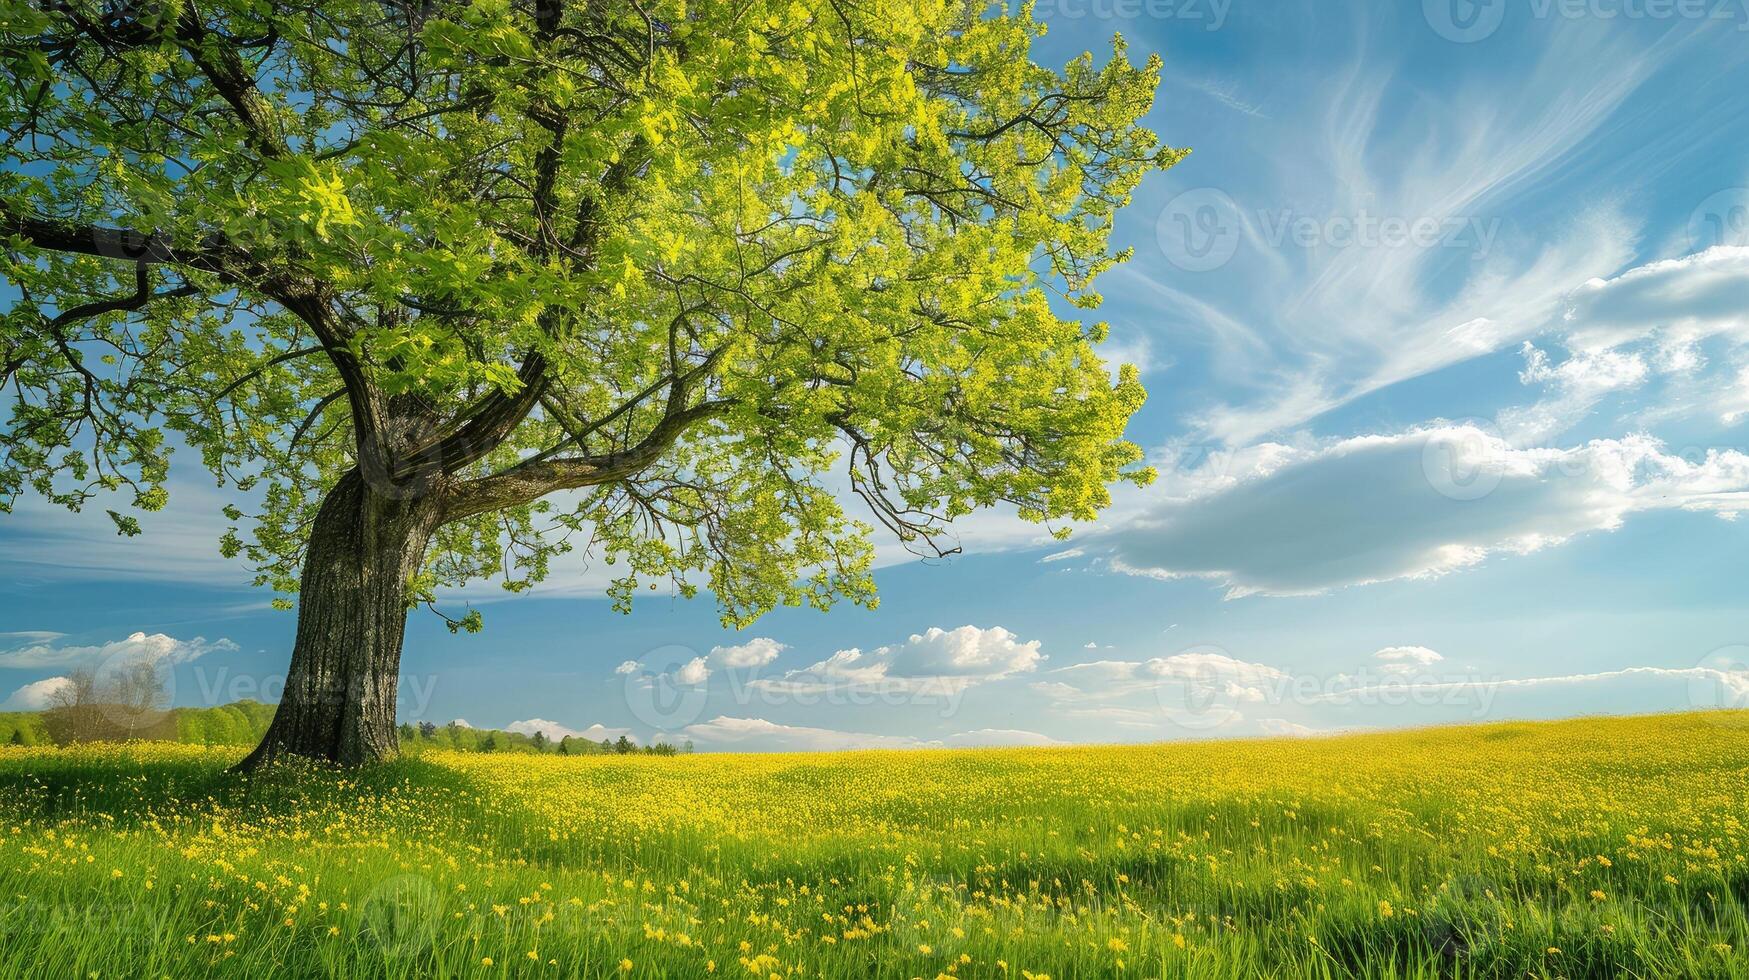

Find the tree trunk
[[233, 469, 444, 771]]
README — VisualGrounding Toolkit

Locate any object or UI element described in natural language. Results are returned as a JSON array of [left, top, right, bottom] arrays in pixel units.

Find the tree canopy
[[1, 0, 1178, 628]]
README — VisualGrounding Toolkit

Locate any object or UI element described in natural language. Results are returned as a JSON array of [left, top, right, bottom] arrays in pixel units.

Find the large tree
[[0, 0, 1178, 767]]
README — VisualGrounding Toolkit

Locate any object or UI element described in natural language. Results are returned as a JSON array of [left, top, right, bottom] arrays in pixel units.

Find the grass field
[[1, 712, 1746, 978]]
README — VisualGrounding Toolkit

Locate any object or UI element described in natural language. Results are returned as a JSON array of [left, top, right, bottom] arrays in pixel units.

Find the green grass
[[1, 711, 1746, 978]]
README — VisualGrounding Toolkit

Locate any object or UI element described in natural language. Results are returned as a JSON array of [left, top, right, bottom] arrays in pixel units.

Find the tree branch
[[441, 399, 736, 523]]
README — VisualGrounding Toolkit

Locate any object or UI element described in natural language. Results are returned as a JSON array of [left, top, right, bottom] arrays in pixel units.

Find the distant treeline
[[0, 700, 276, 748], [0, 702, 684, 755], [397, 721, 690, 756]]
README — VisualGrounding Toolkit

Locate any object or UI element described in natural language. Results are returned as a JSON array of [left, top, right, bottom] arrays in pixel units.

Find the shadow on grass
[[0, 745, 502, 832]]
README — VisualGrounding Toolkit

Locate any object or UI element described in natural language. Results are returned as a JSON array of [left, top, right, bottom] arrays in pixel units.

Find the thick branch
[[2, 202, 387, 458], [441, 399, 735, 523], [2, 204, 226, 272]]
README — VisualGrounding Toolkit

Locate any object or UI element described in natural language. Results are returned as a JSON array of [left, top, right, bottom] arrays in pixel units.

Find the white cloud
[[673, 657, 711, 687], [613, 660, 641, 675], [1374, 646, 1444, 676], [751, 626, 1043, 697], [1560, 246, 1749, 353], [1052, 651, 1290, 705], [1501, 342, 1649, 443], [708, 637, 785, 669], [680, 716, 937, 752], [1493, 246, 1749, 440], [504, 718, 629, 742], [0, 631, 237, 669], [943, 729, 1065, 747], [1103, 425, 1749, 596], [1033, 641, 1749, 738], [1312, 664, 1749, 707], [1178, 89, 1654, 442], [448, 718, 472, 729], [1040, 548, 1084, 564], [1258, 719, 1323, 737], [1, 676, 73, 711]]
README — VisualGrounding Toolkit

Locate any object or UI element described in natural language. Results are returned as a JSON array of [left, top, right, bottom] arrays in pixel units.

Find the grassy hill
[[1, 711, 1746, 977]]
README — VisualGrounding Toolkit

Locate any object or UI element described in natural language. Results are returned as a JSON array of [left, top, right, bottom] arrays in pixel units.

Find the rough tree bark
[[232, 468, 445, 771]]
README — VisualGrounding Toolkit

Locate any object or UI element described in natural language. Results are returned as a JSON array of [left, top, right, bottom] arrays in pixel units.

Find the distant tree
[[613, 735, 633, 755], [106, 657, 170, 739], [398, 722, 416, 741], [683, 740, 694, 754], [417, 721, 437, 739], [600, 739, 613, 754], [0, 0, 1173, 769], [530, 730, 548, 752], [44, 668, 101, 744], [479, 733, 496, 753], [557, 736, 571, 756], [8, 728, 25, 748]]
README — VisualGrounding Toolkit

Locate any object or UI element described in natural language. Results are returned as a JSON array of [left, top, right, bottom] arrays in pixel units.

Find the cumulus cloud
[[0, 631, 237, 669], [750, 626, 1043, 697], [613, 660, 641, 675], [679, 716, 937, 752], [1502, 342, 1650, 443], [708, 637, 785, 669], [1, 676, 73, 711], [504, 718, 629, 742], [1374, 646, 1444, 676], [1051, 651, 1290, 705], [1495, 247, 1749, 439], [1103, 425, 1749, 596], [673, 657, 711, 687]]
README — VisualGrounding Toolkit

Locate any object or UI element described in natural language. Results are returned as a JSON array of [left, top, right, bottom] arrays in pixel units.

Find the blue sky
[[6, 1, 1749, 749]]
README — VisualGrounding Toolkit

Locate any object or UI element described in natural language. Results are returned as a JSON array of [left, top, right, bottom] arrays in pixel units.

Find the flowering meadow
[[1, 711, 1746, 978]]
